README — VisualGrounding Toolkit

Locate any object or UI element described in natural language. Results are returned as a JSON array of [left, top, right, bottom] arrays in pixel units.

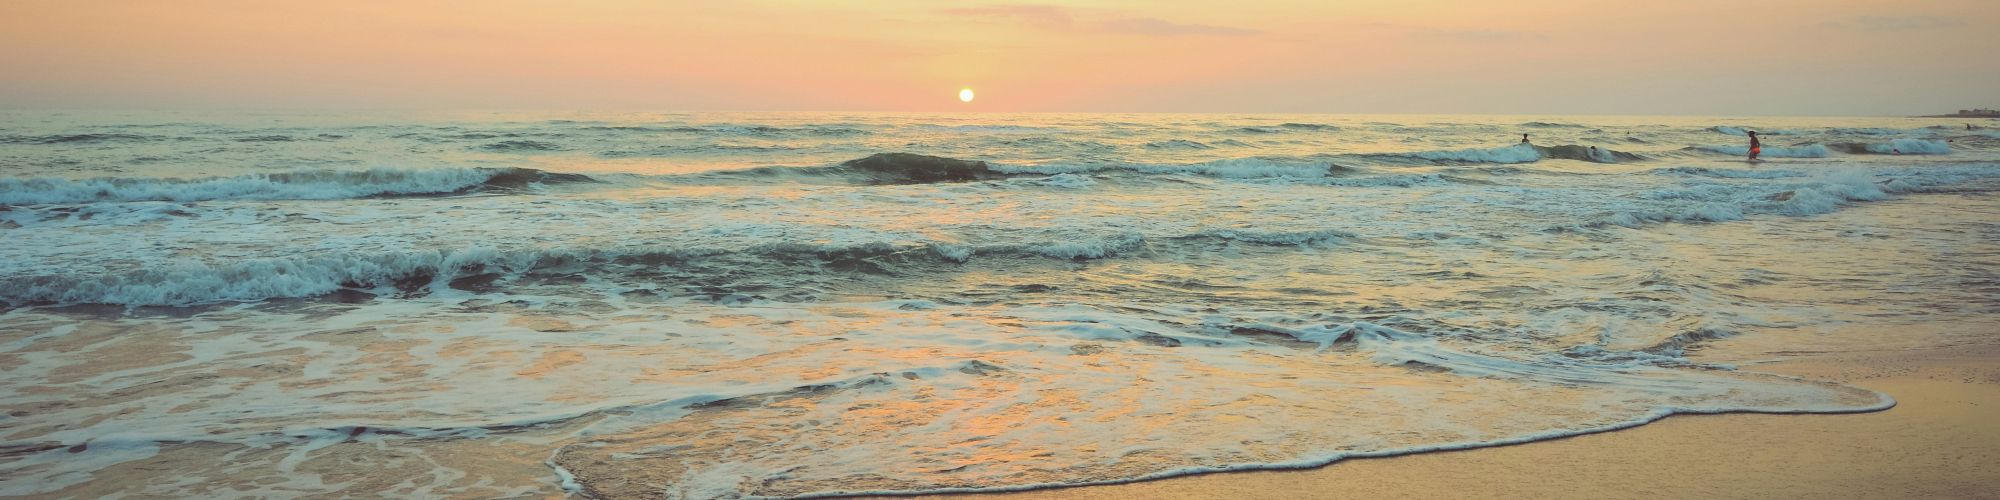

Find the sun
[[959, 88, 975, 103]]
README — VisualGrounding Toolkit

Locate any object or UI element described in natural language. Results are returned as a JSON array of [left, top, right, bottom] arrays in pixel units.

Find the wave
[[1648, 166, 1806, 179], [992, 158, 1341, 179], [1175, 228, 1358, 246], [1520, 121, 1588, 128], [1591, 167, 1988, 229], [1225, 123, 1337, 134], [1325, 173, 1459, 187], [1534, 145, 1644, 163], [0, 133, 162, 145], [1142, 139, 1214, 150], [1691, 144, 1830, 158], [0, 227, 1391, 306], [700, 154, 1350, 185], [1278, 123, 1339, 131], [477, 140, 566, 152], [1824, 127, 1930, 136], [1360, 144, 1640, 165], [1828, 139, 1951, 155], [692, 149, 1649, 187], [911, 124, 1052, 134], [578, 124, 868, 136], [1706, 126, 1798, 137], [541, 317, 1889, 499], [0, 167, 596, 205], [832, 153, 1007, 184], [1377, 144, 1541, 164]]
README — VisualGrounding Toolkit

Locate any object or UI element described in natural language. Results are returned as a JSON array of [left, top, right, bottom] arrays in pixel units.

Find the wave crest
[[1828, 139, 1951, 155], [0, 167, 595, 205], [1691, 144, 1830, 158]]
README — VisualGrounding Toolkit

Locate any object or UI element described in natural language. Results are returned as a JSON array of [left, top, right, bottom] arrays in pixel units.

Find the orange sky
[[2, 0, 1994, 115]]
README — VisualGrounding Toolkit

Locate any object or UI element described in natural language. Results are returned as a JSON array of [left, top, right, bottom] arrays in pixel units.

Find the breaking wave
[[1369, 144, 1541, 164], [0, 167, 597, 205], [1590, 167, 1993, 229], [1706, 126, 1799, 137], [701, 154, 1351, 184], [21, 160, 1989, 308], [1648, 166, 1806, 179], [1535, 145, 1645, 163], [1691, 144, 1830, 158], [0, 226, 1378, 306], [1829, 139, 1951, 155], [686, 146, 1669, 187]]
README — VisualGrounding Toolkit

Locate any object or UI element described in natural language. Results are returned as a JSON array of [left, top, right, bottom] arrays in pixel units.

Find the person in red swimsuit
[[1747, 131, 1762, 161]]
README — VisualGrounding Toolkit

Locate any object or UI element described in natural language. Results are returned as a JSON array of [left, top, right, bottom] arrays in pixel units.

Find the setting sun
[[959, 88, 974, 103]]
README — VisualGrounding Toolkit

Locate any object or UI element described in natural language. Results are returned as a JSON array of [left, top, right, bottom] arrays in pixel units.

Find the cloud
[[939, 5, 1257, 37], [1096, 17, 1259, 37], [1821, 16, 1965, 32]]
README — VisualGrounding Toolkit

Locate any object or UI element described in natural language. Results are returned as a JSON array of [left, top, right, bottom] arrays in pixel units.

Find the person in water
[[1747, 131, 1762, 161], [1521, 133, 1530, 144]]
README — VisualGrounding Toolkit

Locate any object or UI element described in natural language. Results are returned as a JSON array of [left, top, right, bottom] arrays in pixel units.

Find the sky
[[1, 0, 1995, 115]]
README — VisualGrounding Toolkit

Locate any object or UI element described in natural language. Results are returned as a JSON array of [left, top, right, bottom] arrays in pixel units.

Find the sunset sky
[[2, 0, 1994, 115]]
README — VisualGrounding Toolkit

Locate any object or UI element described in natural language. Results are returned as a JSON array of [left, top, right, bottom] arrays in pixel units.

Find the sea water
[[2, 112, 1996, 498]]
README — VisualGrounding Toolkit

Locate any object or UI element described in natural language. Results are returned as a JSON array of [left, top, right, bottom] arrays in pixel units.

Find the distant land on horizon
[[1920, 108, 2000, 118]]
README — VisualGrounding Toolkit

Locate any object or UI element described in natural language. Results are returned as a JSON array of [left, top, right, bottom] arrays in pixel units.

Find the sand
[[912, 345, 2000, 500]]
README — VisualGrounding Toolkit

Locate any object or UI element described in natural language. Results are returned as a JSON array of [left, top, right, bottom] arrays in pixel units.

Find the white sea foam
[[1022, 173, 1097, 188], [1708, 126, 1800, 136], [1407, 143, 1541, 164], [1698, 144, 1830, 158], [0, 168, 514, 205], [1863, 139, 1950, 154]]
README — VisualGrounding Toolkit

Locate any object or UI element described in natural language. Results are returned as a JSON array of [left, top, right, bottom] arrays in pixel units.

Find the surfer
[[1521, 133, 1530, 144], [1747, 131, 1761, 162]]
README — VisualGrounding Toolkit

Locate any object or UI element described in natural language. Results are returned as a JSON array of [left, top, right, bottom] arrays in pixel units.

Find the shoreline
[[900, 345, 2000, 500]]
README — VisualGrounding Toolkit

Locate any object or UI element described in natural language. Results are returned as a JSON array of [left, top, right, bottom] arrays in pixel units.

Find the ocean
[[2, 112, 1996, 498]]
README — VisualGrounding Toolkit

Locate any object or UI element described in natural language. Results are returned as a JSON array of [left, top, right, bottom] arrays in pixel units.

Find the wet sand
[[917, 344, 2000, 499]]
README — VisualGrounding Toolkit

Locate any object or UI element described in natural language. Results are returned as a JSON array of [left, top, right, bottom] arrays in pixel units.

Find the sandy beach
[[917, 344, 2000, 500]]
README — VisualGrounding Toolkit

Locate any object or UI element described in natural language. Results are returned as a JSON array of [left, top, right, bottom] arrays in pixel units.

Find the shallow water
[[2, 112, 1996, 498]]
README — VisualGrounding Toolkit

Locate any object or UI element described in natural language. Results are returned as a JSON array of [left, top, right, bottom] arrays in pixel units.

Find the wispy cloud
[[939, 4, 1258, 37], [1821, 15, 1965, 32]]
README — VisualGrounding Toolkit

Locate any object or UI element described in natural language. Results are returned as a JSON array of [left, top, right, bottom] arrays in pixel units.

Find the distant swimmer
[[1521, 133, 1530, 144], [1746, 131, 1762, 162]]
